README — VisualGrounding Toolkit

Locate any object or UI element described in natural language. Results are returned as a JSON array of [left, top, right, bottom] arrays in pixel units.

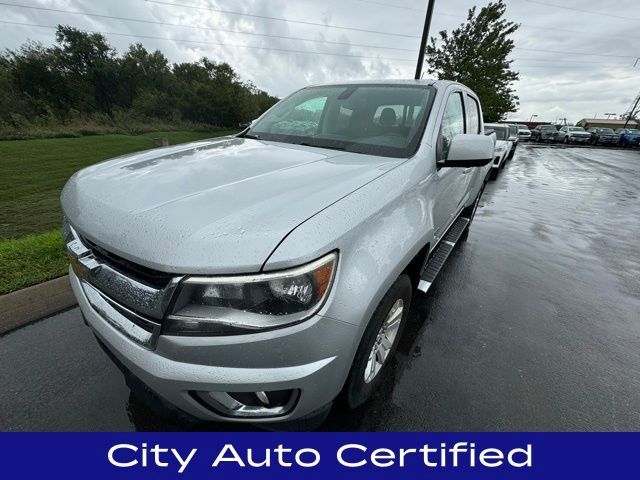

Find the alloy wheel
[[364, 299, 403, 383]]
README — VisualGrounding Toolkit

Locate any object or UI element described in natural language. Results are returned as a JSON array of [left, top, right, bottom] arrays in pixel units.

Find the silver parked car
[[557, 126, 591, 144], [61, 80, 494, 426]]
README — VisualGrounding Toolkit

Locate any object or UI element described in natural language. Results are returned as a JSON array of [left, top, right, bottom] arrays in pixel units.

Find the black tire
[[460, 181, 485, 241], [489, 167, 498, 180], [345, 274, 412, 409]]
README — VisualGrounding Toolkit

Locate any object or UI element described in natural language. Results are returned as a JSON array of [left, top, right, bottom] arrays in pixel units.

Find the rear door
[[433, 90, 468, 239]]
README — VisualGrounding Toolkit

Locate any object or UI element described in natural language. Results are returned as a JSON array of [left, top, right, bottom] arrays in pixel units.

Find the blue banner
[[0, 433, 637, 478]]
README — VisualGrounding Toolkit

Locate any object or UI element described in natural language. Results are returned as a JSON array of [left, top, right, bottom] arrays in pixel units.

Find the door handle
[[462, 167, 472, 174]]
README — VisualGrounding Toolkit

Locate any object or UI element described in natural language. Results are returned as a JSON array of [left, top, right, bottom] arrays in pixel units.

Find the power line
[[0, 20, 415, 62], [0, 2, 416, 52], [523, 0, 640, 22], [352, 0, 462, 17], [514, 46, 636, 58], [353, 0, 424, 12], [3, 2, 637, 62], [144, 0, 421, 38]]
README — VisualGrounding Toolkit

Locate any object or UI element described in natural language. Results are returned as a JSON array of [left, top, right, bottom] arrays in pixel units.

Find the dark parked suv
[[588, 127, 618, 146], [531, 125, 558, 143]]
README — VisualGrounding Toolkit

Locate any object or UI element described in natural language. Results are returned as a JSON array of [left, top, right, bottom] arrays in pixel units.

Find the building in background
[[576, 118, 639, 130]]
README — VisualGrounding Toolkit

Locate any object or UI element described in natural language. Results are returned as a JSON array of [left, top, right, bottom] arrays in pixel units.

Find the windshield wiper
[[298, 142, 346, 151], [241, 133, 261, 140]]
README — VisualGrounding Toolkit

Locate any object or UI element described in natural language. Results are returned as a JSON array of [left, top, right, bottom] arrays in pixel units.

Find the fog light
[[191, 389, 299, 418]]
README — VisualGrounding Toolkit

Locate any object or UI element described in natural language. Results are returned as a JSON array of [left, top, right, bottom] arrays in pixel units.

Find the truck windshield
[[244, 84, 436, 158]]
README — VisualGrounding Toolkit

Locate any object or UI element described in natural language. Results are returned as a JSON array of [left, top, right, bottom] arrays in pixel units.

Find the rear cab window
[[466, 95, 481, 134]]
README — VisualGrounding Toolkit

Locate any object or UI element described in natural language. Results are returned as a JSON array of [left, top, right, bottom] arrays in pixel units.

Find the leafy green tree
[[1, 25, 279, 131], [425, 0, 519, 122], [119, 44, 172, 109], [53, 26, 119, 113]]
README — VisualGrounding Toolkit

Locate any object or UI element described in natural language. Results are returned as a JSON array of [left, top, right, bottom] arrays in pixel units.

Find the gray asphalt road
[[1, 144, 639, 431]]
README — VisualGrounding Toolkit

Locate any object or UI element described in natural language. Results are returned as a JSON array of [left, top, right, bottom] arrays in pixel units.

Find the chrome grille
[[66, 225, 182, 320]]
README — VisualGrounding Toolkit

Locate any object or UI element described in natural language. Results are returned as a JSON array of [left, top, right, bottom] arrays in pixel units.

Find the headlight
[[164, 252, 338, 336]]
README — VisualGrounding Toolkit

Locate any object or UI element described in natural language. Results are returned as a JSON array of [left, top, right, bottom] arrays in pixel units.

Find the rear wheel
[[345, 275, 412, 409], [460, 181, 485, 241]]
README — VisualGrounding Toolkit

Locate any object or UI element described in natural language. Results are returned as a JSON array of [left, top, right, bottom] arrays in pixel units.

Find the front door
[[433, 91, 468, 239]]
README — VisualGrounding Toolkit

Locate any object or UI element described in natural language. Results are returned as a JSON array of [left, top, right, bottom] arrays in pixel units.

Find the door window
[[440, 92, 466, 159]]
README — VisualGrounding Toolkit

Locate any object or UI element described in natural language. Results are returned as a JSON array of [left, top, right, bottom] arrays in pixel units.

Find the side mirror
[[239, 119, 256, 129], [443, 134, 494, 167]]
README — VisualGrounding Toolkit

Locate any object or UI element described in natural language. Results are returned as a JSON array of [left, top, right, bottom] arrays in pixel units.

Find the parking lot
[[1, 143, 639, 432]]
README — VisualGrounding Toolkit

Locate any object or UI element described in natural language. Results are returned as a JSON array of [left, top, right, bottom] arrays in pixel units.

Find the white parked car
[[484, 123, 512, 179], [516, 124, 531, 141], [557, 126, 591, 144]]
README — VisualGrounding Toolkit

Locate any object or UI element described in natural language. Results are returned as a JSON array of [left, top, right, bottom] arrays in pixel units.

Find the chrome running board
[[418, 217, 470, 293]]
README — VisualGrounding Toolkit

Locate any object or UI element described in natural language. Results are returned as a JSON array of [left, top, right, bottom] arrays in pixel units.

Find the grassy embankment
[[0, 130, 236, 295]]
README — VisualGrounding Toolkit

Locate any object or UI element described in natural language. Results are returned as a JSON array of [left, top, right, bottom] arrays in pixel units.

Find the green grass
[[0, 230, 67, 295], [0, 130, 237, 295]]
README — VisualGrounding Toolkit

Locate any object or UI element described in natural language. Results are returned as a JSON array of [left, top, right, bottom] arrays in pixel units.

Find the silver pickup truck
[[61, 80, 495, 426]]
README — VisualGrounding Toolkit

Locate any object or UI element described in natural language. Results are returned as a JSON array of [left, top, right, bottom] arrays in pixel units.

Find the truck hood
[[61, 136, 399, 274]]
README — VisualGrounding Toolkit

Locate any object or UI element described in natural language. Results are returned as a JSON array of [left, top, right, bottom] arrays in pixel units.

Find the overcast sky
[[2, 0, 639, 123]]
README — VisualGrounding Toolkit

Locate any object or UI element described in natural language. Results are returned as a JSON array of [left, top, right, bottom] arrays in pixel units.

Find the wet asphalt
[[1, 144, 639, 432]]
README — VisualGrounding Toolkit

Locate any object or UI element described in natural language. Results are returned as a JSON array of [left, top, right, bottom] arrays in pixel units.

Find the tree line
[[0, 25, 279, 137]]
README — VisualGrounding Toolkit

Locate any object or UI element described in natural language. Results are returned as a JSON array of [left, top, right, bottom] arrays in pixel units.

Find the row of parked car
[[483, 123, 519, 180], [517, 124, 640, 147]]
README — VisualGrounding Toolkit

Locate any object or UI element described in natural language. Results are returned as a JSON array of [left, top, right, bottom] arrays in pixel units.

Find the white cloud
[[1, 0, 638, 122]]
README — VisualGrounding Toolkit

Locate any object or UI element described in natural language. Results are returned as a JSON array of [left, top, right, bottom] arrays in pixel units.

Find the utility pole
[[415, 0, 436, 80], [623, 92, 640, 129]]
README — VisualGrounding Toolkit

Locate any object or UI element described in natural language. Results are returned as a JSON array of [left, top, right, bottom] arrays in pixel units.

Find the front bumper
[[621, 137, 640, 146], [569, 136, 591, 143], [70, 269, 359, 423]]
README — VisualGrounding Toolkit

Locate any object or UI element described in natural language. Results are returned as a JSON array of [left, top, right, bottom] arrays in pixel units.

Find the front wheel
[[563, 136, 568, 144], [345, 275, 412, 409]]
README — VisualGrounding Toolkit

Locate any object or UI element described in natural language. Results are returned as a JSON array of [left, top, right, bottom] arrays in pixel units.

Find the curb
[[0, 276, 77, 335]]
